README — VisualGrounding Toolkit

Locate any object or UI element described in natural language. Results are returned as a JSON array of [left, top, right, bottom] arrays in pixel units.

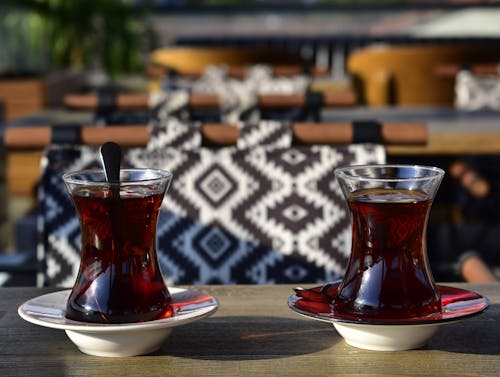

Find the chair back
[[37, 120, 385, 287], [348, 44, 500, 106]]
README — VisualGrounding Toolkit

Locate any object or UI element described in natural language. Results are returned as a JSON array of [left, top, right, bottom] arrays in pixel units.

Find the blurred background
[[2, 1, 500, 84], [1, 0, 500, 286]]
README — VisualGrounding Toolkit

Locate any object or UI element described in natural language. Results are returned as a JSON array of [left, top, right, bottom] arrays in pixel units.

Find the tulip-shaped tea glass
[[334, 165, 444, 320], [63, 169, 172, 324]]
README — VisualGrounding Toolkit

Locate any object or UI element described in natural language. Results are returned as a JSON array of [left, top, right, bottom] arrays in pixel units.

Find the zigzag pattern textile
[[37, 121, 385, 287]]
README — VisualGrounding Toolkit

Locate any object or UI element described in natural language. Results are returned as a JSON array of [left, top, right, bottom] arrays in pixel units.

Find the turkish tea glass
[[63, 168, 172, 324], [334, 165, 444, 320]]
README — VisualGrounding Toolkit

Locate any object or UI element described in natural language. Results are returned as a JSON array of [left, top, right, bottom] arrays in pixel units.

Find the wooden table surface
[[1, 284, 499, 377]]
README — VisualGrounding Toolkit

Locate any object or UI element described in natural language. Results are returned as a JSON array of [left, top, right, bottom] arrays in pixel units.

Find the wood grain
[[2, 284, 499, 377]]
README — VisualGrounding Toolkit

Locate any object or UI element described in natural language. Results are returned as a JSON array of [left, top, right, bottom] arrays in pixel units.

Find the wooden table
[[1, 284, 499, 376]]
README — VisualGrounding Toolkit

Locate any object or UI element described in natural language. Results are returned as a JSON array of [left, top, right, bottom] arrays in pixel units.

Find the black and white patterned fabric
[[155, 64, 312, 124], [237, 120, 293, 149], [37, 122, 385, 287], [147, 117, 202, 151], [455, 69, 500, 111]]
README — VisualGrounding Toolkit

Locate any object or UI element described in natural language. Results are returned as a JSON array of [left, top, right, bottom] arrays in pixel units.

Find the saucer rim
[[288, 284, 489, 326], [18, 287, 218, 332]]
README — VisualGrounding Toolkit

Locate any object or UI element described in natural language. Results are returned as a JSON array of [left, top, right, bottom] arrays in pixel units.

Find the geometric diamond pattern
[[194, 221, 238, 267], [195, 165, 237, 207], [269, 193, 322, 233], [37, 123, 385, 287]]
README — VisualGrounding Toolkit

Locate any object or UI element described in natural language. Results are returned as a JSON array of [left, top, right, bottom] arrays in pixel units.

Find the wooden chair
[[148, 47, 355, 110], [64, 65, 358, 125], [347, 44, 500, 106], [35, 120, 391, 287]]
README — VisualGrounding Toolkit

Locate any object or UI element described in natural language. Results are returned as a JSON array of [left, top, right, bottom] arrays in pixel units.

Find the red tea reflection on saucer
[[291, 282, 489, 325]]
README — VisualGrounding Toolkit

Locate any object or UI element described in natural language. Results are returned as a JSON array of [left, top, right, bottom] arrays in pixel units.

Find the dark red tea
[[333, 188, 441, 319], [66, 186, 172, 324]]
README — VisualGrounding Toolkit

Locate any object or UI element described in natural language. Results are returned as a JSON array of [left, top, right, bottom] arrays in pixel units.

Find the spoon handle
[[100, 141, 122, 182]]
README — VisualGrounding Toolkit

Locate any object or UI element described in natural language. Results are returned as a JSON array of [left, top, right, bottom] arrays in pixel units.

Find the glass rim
[[62, 168, 172, 186], [334, 164, 445, 183]]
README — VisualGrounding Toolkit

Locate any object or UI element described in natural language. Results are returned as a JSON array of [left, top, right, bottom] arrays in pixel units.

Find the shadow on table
[[158, 315, 338, 360], [427, 303, 499, 356]]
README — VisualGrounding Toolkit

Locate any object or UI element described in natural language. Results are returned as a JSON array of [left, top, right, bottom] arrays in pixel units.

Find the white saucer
[[288, 284, 489, 351], [18, 287, 218, 357]]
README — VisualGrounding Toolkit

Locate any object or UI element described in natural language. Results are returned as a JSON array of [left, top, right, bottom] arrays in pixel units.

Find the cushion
[[38, 141, 385, 287]]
